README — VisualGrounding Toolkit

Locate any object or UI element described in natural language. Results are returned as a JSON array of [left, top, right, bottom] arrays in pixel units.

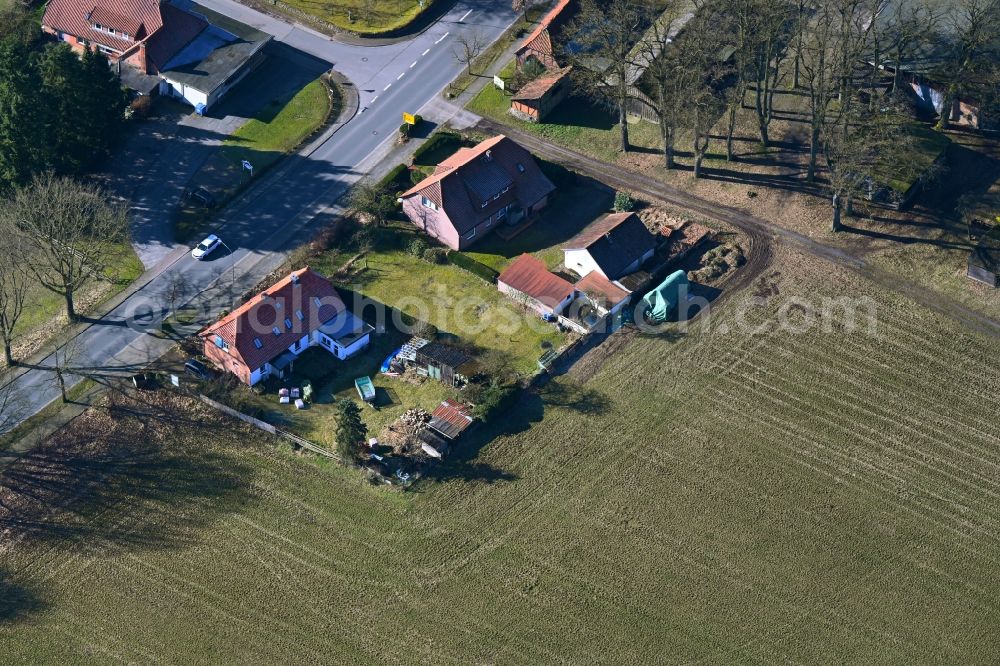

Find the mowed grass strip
[[221, 78, 332, 174], [1, 250, 999, 662]]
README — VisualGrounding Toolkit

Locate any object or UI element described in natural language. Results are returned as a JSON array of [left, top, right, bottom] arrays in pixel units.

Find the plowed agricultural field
[[2, 248, 999, 663]]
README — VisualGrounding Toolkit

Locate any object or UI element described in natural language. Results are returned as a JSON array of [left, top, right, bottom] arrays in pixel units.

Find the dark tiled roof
[[145, 2, 206, 71], [499, 253, 576, 307], [201, 267, 346, 372], [969, 227, 1000, 272], [416, 342, 473, 369], [427, 400, 474, 439], [565, 212, 657, 280], [158, 4, 270, 94], [402, 135, 556, 236]]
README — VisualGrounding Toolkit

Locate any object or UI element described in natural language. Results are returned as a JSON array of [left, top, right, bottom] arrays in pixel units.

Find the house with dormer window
[[400, 135, 556, 250], [199, 267, 373, 386]]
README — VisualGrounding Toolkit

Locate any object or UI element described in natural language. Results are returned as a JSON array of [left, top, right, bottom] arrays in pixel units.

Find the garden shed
[[414, 343, 476, 387], [968, 227, 1000, 287]]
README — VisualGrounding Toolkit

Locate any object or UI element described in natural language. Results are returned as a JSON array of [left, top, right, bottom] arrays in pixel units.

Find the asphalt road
[[0, 0, 518, 432]]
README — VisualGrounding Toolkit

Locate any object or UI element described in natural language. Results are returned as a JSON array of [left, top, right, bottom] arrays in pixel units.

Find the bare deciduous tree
[[2, 174, 130, 322], [930, 0, 1000, 130], [566, 0, 652, 153], [0, 235, 27, 366], [453, 31, 486, 75]]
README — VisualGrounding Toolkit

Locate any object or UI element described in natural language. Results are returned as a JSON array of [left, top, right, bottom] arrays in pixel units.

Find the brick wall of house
[[402, 196, 463, 250], [202, 337, 252, 385]]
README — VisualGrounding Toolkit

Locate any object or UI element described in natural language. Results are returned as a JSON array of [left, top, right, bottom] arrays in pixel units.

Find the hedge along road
[[475, 118, 1000, 340], [0, 0, 521, 435]]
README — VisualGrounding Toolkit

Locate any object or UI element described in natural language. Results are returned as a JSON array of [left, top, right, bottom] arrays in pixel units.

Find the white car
[[191, 234, 222, 260]]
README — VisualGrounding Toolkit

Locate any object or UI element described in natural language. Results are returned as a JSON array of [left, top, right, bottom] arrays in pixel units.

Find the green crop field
[[2, 247, 999, 662]]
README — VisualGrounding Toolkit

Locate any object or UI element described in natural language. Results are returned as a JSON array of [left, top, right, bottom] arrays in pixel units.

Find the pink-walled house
[[400, 135, 556, 251]]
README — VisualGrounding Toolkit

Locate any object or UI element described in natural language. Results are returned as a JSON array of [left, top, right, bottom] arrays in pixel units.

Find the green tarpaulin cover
[[641, 270, 689, 322]]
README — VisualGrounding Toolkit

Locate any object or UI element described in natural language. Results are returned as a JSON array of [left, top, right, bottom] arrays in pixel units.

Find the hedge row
[[378, 163, 411, 193], [447, 251, 500, 283], [411, 131, 463, 165]]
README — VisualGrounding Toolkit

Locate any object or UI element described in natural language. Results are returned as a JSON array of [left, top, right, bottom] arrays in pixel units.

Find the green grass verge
[[220, 78, 332, 174], [266, 0, 430, 35], [468, 65, 662, 164], [0, 378, 96, 452], [6, 244, 143, 366], [176, 78, 335, 242]]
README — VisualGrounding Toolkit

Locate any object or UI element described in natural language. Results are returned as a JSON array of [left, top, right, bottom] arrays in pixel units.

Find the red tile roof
[[43, 0, 204, 70], [428, 400, 474, 439], [402, 135, 556, 237], [499, 254, 575, 307], [512, 66, 571, 102], [576, 270, 630, 306], [518, 0, 572, 58], [200, 267, 347, 372], [44, 0, 163, 47]]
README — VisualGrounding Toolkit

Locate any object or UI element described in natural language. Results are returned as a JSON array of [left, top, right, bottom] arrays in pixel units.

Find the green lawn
[[308, 223, 568, 376], [233, 332, 458, 445], [257, 0, 430, 34], [220, 78, 332, 174], [3, 250, 1000, 662], [469, 62, 662, 164], [177, 77, 334, 242]]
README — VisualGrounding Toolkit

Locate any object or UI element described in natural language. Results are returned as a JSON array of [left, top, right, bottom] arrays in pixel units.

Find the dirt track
[[477, 119, 1000, 340]]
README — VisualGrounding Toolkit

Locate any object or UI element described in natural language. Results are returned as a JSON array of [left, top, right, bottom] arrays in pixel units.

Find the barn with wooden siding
[[414, 343, 477, 387]]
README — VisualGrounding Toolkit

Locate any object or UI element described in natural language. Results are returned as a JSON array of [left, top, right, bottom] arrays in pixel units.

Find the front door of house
[[428, 365, 441, 380]]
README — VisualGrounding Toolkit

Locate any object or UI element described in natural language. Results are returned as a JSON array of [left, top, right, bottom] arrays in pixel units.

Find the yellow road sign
[[403, 112, 416, 125]]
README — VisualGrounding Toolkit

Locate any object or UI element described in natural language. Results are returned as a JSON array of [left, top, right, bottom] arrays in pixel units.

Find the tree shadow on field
[[416, 389, 546, 487], [0, 568, 48, 625], [0, 392, 256, 562], [537, 380, 611, 415]]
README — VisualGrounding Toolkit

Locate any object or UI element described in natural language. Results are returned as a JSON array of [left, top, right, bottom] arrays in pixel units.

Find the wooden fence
[[198, 395, 339, 460]]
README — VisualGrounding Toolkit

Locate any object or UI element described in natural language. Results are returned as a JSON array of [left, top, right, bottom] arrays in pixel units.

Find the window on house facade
[[464, 228, 477, 240], [272, 326, 281, 336], [498, 206, 508, 219], [516, 163, 525, 173], [296, 309, 304, 321], [421, 196, 438, 211], [253, 338, 263, 349], [284, 317, 292, 330], [314, 297, 322, 307], [480, 200, 488, 208], [214, 335, 229, 352]]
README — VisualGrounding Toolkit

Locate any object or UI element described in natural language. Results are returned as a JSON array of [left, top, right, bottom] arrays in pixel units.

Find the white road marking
[[435, 32, 449, 44], [459, 9, 472, 21], [371, 95, 378, 103], [397, 72, 405, 80], [422, 48, 430, 56], [383, 83, 392, 91], [410, 61, 417, 68]]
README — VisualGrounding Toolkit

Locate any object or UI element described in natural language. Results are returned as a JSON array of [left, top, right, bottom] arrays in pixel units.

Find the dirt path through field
[[476, 120, 1000, 340]]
